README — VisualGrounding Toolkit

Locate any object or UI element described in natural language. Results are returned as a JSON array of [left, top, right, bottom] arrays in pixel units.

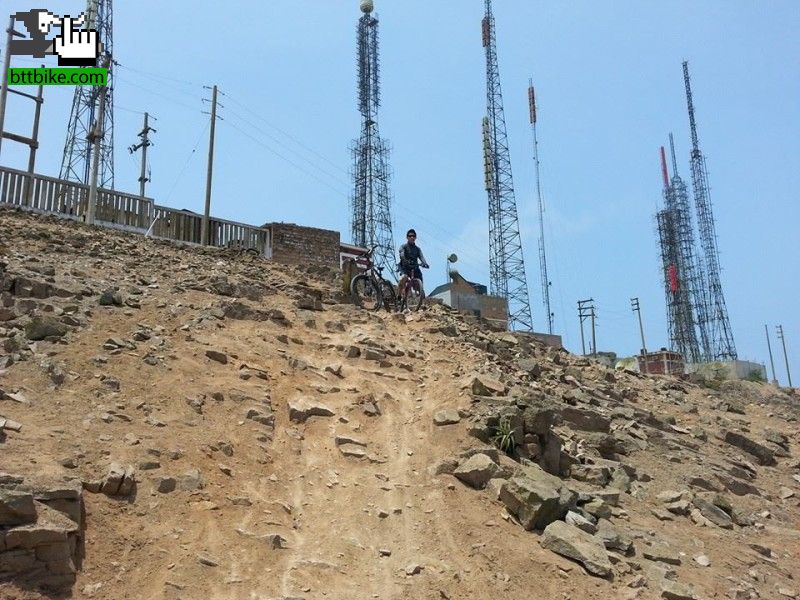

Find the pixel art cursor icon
[[11, 9, 102, 67]]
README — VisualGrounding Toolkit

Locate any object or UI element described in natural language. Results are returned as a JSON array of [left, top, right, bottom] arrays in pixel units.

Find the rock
[[177, 469, 204, 491], [155, 477, 177, 493], [582, 498, 612, 520], [288, 398, 335, 423], [471, 375, 506, 397], [433, 409, 461, 426], [99, 289, 123, 306], [664, 500, 691, 516], [0, 489, 37, 526], [338, 444, 367, 459], [25, 316, 68, 340], [562, 406, 611, 432], [99, 463, 135, 497], [715, 473, 760, 497], [246, 407, 275, 427], [643, 544, 681, 565], [692, 496, 733, 529], [723, 431, 776, 466], [453, 454, 501, 490], [571, 464, 611, 486], [694, 554, 711, 567], [778, 487, 794, 499], [650, 508, 674, 521], [364, 348, 386, 361], [595, 518, 632, 553], [540, 521, 612, 577], [405, 563, 423, 576], [499, 464, 576, 531], [205, 349, 228, 365], [657, 490, 684, 504], [661, 579, 698, 600], [565, 510, 597, 534], [335, 434, 366, 447], [325, 363, 343, 377], [486, 478, 507, 500]]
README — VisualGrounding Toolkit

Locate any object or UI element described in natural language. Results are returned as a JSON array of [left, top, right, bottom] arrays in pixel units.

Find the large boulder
[[562, 407, 611, 433], [499, 464, 576, 531], [288, 398, 335, 423], [723, 431, 776, 466], [24, 316, 68, 341], [471, 375, 506, 397], [540, 520, 612, 577], [0, 489, 37, 526], [453, 454, 501, 490]]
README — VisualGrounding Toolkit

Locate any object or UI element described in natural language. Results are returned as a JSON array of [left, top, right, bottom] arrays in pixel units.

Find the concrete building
[[428, 271, 508, 329], [686, 360, 768, 382]]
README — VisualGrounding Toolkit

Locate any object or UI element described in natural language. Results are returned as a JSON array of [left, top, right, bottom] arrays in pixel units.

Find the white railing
[[0, 164, 271, 256]]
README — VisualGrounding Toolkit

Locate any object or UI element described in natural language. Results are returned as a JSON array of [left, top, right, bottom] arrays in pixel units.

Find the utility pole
[[201, 85, 220, 246], [578, 299, 596, 357], [0, 16, 22, 158], [128, 112, 156, 198], [86, 54, 112, 226], [765, 324, 777, 385], [631, 297, 648, 373], [776, 325, 793, 389], [24, 74, 44, 206]]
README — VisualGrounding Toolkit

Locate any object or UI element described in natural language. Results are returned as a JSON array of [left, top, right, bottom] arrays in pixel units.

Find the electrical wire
[[162, 120, 210, 205]]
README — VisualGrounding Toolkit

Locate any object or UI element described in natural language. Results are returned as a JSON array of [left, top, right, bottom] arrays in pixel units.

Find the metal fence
[[0, 165, 271, 256]]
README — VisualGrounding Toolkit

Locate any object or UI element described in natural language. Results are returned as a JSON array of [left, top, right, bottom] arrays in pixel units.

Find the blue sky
[[3, 1, 798, 385]]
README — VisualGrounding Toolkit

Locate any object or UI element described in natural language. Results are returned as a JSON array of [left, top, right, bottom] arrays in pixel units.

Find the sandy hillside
[[0, 207, 798, 600]]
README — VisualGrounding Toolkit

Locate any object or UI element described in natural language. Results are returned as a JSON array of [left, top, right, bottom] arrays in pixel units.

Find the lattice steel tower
[[683, 62, 737, 361], [481, 0, 533, 331], [656, 141, 703, 363], [60, 0, 114, 190], [350, 0, 394, 274], [527, 81, 553, 334]]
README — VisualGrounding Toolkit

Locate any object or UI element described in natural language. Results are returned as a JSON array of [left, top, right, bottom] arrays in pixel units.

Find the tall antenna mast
[[683, 61, 737, 360], [350, 0, 395, 274], [528, 81, 553, 334], [656, 140, 703, 364], [60, 0, 114, 190], [482, 0, 533, 331]]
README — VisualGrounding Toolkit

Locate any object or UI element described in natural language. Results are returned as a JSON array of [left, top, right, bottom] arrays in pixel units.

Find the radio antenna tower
[[669, 133, 711, 360], [656, 143, 702, 363], [481, 0, 533, 331], [527, 81, 553, 334], [683, 61, 737, 360], [60, 0, 114, 190], [350, 0, 394, 274]]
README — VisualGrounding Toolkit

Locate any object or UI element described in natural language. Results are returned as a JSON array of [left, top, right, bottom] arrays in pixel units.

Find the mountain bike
[[398, 265, 427, 312], [350, 246, 397, 312]]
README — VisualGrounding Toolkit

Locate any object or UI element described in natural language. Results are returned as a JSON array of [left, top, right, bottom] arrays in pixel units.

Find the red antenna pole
[[659, 146, 670, 188]]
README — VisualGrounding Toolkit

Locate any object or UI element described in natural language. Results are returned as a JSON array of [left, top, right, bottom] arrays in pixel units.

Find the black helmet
[[406, 229, 417, 237]]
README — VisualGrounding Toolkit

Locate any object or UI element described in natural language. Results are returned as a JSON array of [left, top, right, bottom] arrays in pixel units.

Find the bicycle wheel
[[405, 279, 425, 312], [351, 274, 381, 311], [379, 280, 397, 312]]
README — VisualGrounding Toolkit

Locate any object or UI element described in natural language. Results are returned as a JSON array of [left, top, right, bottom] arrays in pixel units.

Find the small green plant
[[491, 418, 517, 455], [745, 369, 765, 383]]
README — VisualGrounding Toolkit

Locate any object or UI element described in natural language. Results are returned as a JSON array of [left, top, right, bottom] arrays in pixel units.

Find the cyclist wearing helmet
[[398, 228, 429, 293]]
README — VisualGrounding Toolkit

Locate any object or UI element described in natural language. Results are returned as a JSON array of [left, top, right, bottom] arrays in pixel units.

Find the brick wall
[[265, 223, 340, 268]]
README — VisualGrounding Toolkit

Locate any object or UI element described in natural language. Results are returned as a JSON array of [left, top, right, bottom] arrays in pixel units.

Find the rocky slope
[[0, 206, 798, 600]]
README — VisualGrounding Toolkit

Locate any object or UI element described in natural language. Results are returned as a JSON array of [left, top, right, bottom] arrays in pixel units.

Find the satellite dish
[[448, 254, 458, 263]]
